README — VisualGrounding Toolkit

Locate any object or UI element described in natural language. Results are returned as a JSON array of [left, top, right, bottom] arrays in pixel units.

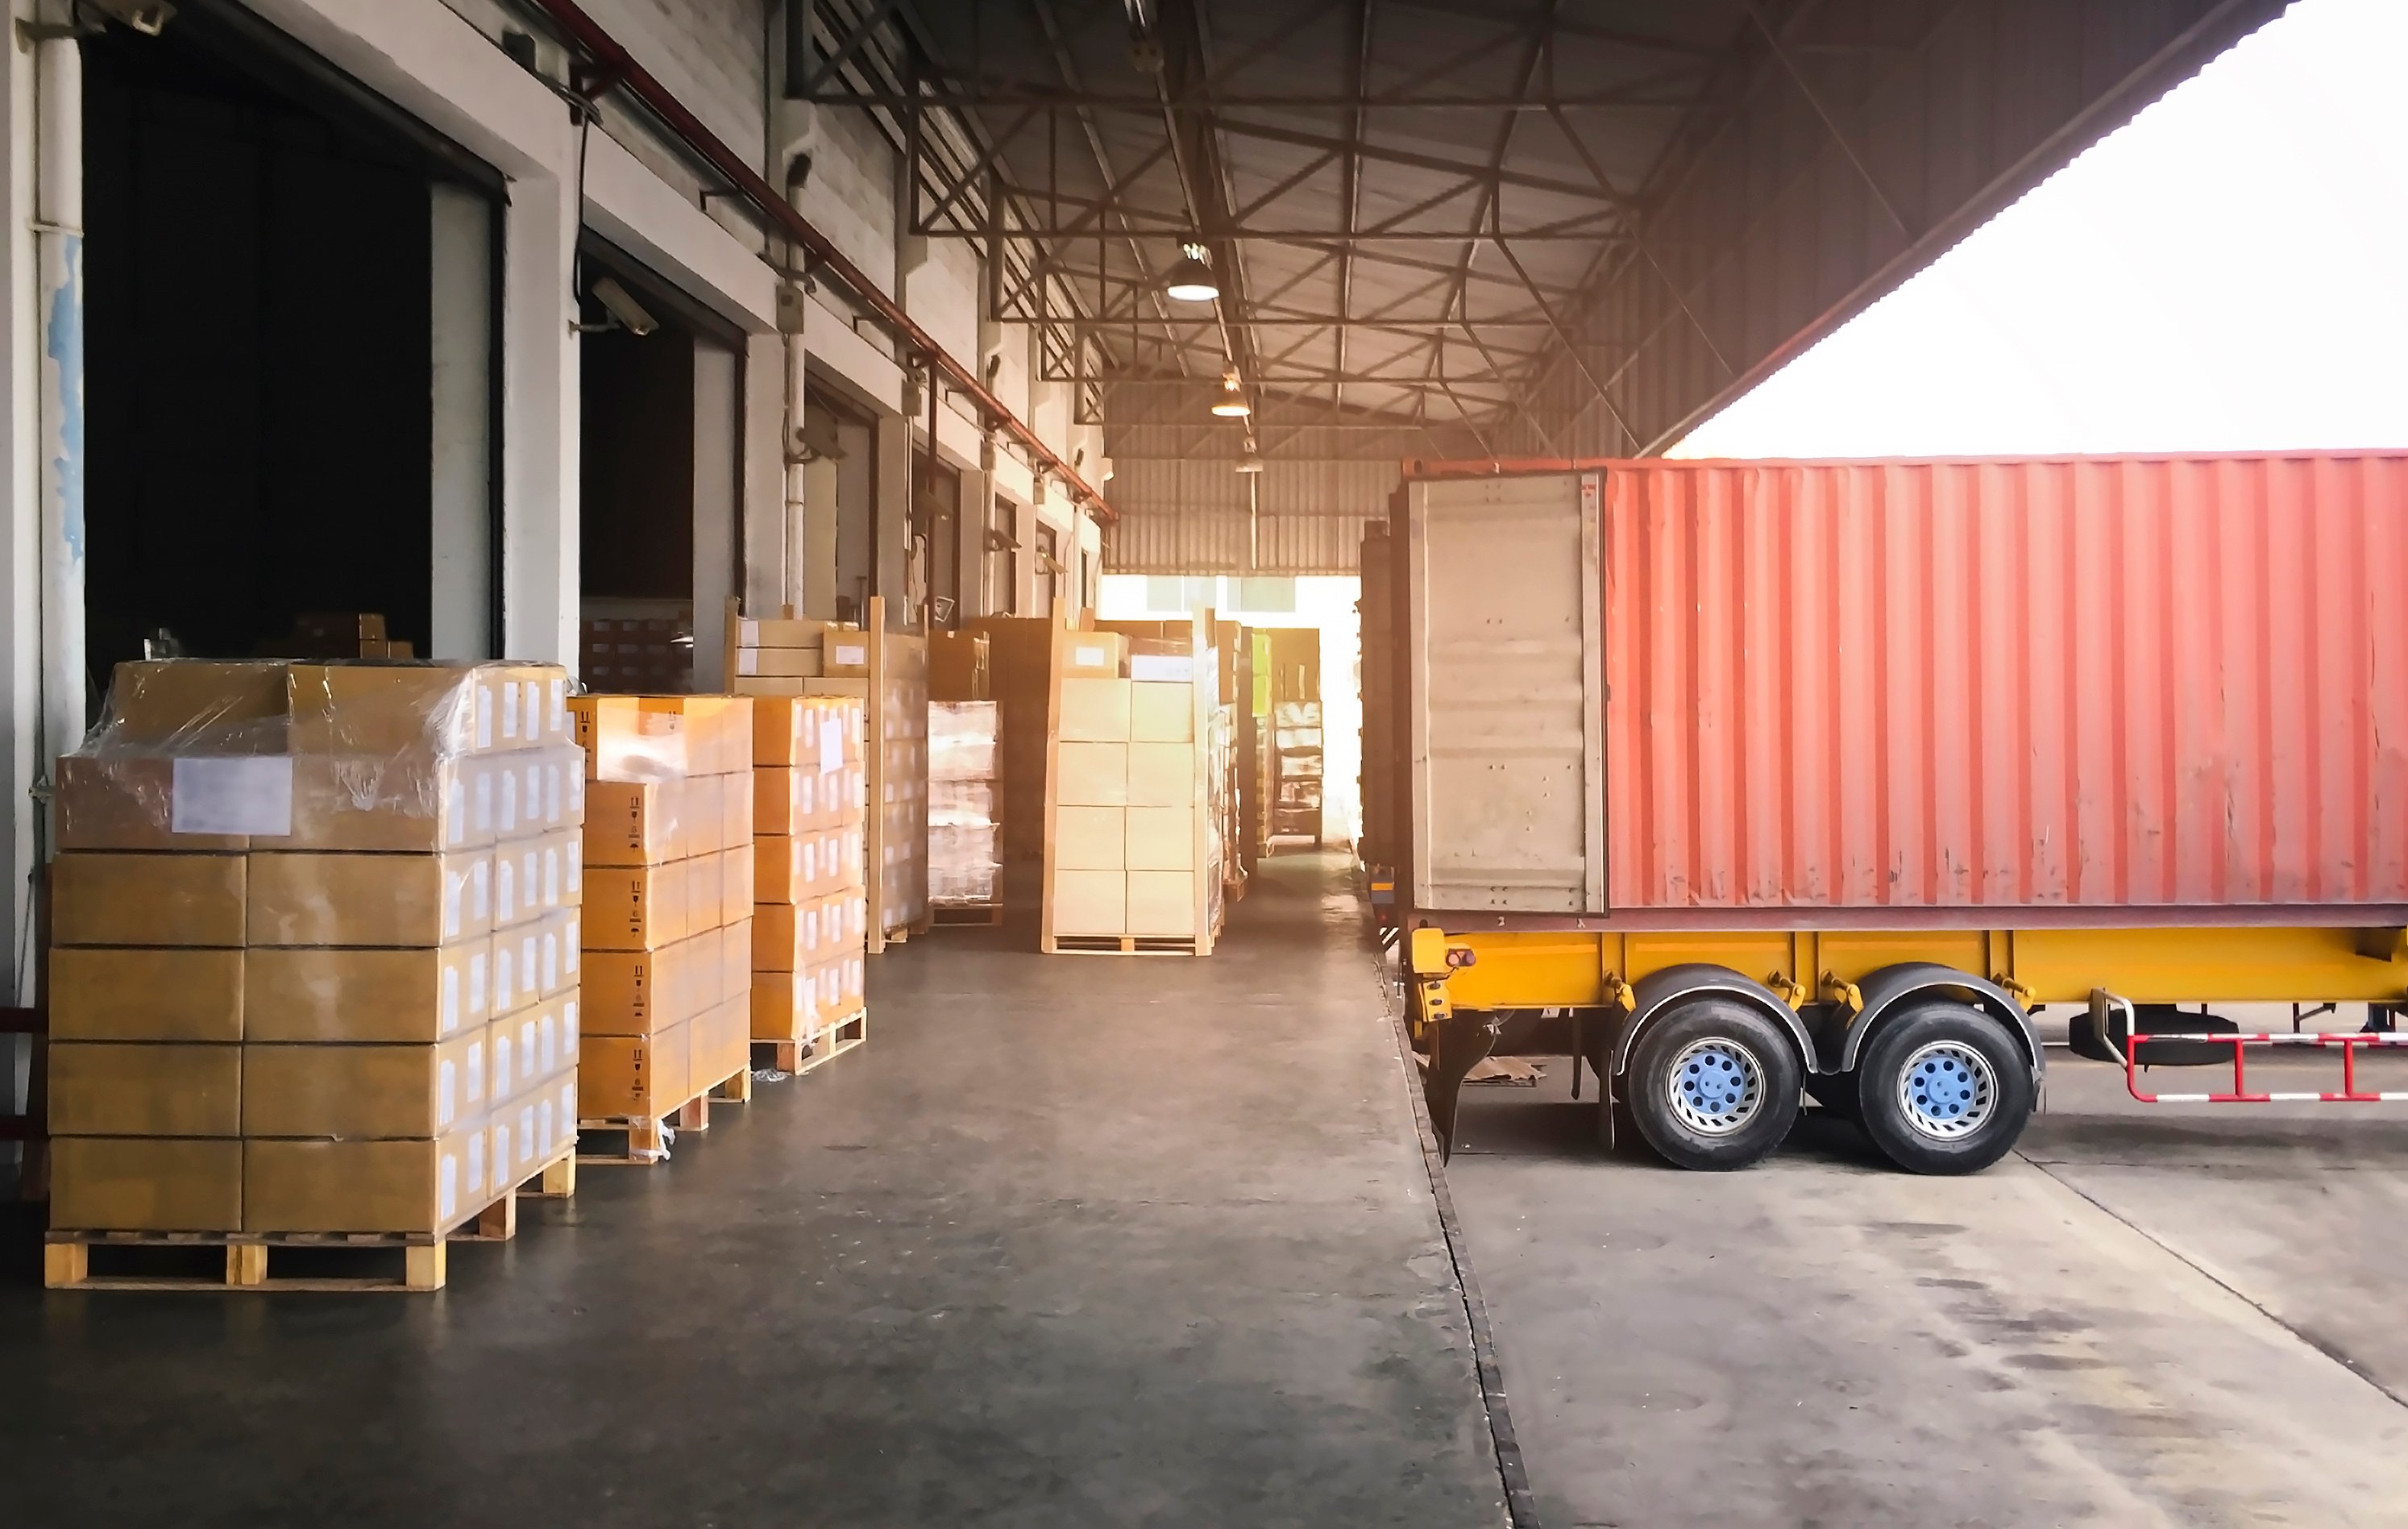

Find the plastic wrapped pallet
[[48, 659, 582, 1239], [571, 694, 754, 1133], [928, 701, 1000, 908], [747, 695, 869, 1064]]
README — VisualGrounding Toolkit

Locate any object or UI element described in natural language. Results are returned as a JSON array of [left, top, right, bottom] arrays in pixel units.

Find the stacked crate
[[1040, 625, 1223, 954], [749, 696, 869, 1072], [927, 702, 1001, 917], [47, 660, 583, 1283], [572, 696, 755, 1159]]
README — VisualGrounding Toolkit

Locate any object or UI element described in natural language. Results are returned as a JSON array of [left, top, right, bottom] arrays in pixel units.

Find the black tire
[[1625, 998, 1804, 1171], [1854, 1003, 2035, 1175], [2070, 1003, 2239, 1067]]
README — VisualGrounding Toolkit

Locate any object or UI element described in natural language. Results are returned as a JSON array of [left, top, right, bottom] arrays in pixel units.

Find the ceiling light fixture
[[1235, 448, 1265, 475], [1164, 243, 1219, 303], [1210, 373, 1251, 418]]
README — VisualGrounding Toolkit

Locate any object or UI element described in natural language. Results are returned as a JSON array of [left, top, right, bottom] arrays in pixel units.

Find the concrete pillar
[[430, 183, 496, 659], [500, 139, 579, 667], [957, 467, 991, 619], [741, 330, 787, 613], [691, 339, 739, 688], [874, 411, 912, 626]]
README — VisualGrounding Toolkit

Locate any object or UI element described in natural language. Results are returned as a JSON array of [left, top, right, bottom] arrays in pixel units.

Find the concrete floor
[[1451, 1044, 2408, 1527], [0, 855, 1505, 1528]]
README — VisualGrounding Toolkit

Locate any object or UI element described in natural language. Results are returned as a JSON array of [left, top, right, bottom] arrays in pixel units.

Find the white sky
[[1671, 0, 2408, 459]]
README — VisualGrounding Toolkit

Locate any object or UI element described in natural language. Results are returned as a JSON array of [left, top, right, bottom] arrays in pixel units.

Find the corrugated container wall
[[1610, 455, 2408, 912], [1401, 453, 2408, 920], [1106, 459, 1395, 575]]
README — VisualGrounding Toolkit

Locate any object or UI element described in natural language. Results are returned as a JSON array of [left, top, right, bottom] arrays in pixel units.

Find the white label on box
[[515, 1103, 536, 1164], [564, 919, 580, 974], [542, 931, 558, 992], [538, 1010, 558, 1074], [545, 763, 563, 827], [542, 846, 560, 908], [169, 756, 293, 837], [494, 857, 516, 924], [517, 934, 538, 998], [1073, 644, 1108, 669], [737, 649, 760, 676], [802, 840, 818, 885], [467, 1131, 485, 1202], [490, 1122, 510, 1184], [831, 642, 868, 668], [439, 1058, 457, 1131], [471, 859, 491, 922], [518, 1019, 539, 1084], [497, 768, 518, 835], [567, 768, 585, 818], [473, 771, 494, 833], [476, 685, 494, 750], [820, 717, 845, 771], [468, 1039, 484, 1110], [445, 778, 466, 847], [563, 997, 579, 1053], [557, 1081, 577, 1153], [536, 1097, 554, 1159], [442, 966, 461, 1036], [739, 619, 759, 646], [550, 678, 567, 734], [565, 841, 582, 898], [492, 1033, 514, 1103], [494, 944, 516, 1012], [1130, 654, 1194, 683], [501, 680, 520, 740], [440, 1153, 459, 1224], [469, 950, 488, 1019]]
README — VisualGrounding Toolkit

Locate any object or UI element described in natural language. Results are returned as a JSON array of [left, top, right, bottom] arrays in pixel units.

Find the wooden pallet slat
[[751, 1008, 867, 1076], [1043, 934, 1208, 957], [47, 1229, 450, 1294], [578, 1066, 749, 1165]]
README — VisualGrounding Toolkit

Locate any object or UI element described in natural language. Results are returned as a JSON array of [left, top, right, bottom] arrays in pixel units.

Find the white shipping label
[[501, 680, 521, 739], [803, 908, 820, 953], [831, 642, 868, 668], [442, 966, 461, 1036], [568, 769, 585, 817], [468, 1039, 484, 1108], [495, 858, 516, 924], [538, 1012, 558, 1074], [563, 997, 579, 1053], [471, 860, 491, 920], [170, 757, 294, 837], [739, 619, 759, 645], [564, 920, 581, 974], [737, 649, 760, 676], [492, 1034, 514, 1103], [537, 1099, 555, 1159], [802, 840, 818, 885], [439, 1059, 458, 1130], [473, 771, 494, 832], [477, 685, 495, 750], [542, 846, 560, 908], [497, 769, 518, 835], [440, 1155, 459, 1224], [545, 764, 563, 827], [550, 678, 567, 734], [491, 1124, 512, 1182], [494, 945, 516, 1012], [518, 1020, 539, 1083], [820, 717, 845, 772], [515, 1104, 536, 1164], [1073, 644, 1107, 668], [798, 771, 817, 816], [542, 931, 559, 992], [445, 779, 467, 847], [557, 1081, 577, 1153], [469, 951, 488, 1018], [467, 1132, 486, 1201], [442, 869, 464, 941], [566, 841, 583, 897]]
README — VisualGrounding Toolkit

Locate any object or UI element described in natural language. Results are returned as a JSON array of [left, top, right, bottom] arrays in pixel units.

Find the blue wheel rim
[[1896, 1041, 1997, 1141], [1667, 1039, 1765, 1136]]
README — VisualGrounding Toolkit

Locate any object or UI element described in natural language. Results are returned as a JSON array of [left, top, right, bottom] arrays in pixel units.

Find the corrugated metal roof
[[1103, 459, 1397, 574]]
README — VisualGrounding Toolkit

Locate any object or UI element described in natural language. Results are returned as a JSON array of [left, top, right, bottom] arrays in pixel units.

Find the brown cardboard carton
[[491, 837, 544, 930], [244, 941, 488, 1044], [820, 633, 872, 679], [1125, 806, 1196, 871], [1055, 743, 1128, 808], [287, 754, 481, 853], [243, 1125, 490, 1235], [1126, 871, 1198, 937], [736, 616, 837, 649], [586, 779, 678, 865], [246, 850, 490, 948], [1053, 807, 1125, 870], [1126, 742, 1195, 808], [754, 834, 817, 905], [1051, 870, 1127, 936], [583, 862, 687, 950], [49, 1043, 242, 1136], [734, 646, 823, 679], [538, 829, 582, 913], [1129, 683, 1196, 743], [287, 663, 490, 758], [928, 630, 990, 701], [750, 899, 832, 972], [754, 765, 804, 837], [56, 754, 250, 852], [490, 921, 544, 1020], [582, 941, 685, 1037], [538, 908, 580, 999], [1058, 679, 1132, 742], [691, 995, 749, 1090], [53, 852, 247, 948], [720, 769, 754, 850], [242, 1029, 486, 1140], [720, 848, 754, 923], [51, 1137, 243, 1232], [570, 695, 688, 780], [680, 852, 720, 935], [105, 660, 290, 745], [1060, 631, 1127, 679], [749, 966, 825, 1040], [580, 1020, 690, 1120], [51, 948, 244, 1041]]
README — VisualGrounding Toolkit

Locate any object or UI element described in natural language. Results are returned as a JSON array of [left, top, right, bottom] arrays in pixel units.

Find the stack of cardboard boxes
[[573, 696, 756, 1135], [749, 696, 868, 1063], [48, 660, 583, 1237], [928, 702, 1001, 910]]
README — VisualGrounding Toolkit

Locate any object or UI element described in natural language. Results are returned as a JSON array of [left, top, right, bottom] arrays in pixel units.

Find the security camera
[[587, 276, 657, 337], [87, 0, 175, 35]]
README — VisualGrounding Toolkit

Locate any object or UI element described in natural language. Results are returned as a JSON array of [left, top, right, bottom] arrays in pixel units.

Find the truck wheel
[[1625, 999, 1803, 1171], [1854, 1003, 2034, 1175]]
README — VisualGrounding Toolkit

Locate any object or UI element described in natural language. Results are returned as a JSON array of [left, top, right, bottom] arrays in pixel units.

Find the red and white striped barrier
[[2122, 1030, 2408, 1104]]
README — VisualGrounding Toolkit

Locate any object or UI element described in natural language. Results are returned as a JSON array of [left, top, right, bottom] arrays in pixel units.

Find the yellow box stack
[[748, 696, 868, 1070], [48, 659, 583, 1245], [571, 696, 756, 1147]]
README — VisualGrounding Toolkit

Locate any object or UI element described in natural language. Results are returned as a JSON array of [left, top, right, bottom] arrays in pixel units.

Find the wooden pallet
[[577, 1066, 750, 1165], [1043, 933, 1207, 957], [449, 1148, 579, 1244], [48, 1230, 436, 1293], [751, 1008, 868, 1075], [930, 902, 1003, 928]]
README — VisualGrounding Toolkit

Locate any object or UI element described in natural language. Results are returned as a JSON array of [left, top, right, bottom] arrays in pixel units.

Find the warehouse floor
[[1452, 1045, 2408, 1527], [0, 855, 1506, 1528]]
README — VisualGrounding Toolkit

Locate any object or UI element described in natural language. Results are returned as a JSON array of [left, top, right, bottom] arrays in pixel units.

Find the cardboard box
[[749, 966, 828, 1041], [1060, 632, 1126, 679], [50, 1042, 242, 1136], [754, 765, 810, 837], [56, 754, 251, 852], [1127, 871, 1198, 937], [719, 921, 751, 1003], [287, 663, 492, 758], [750, 898, 832, 972], [105, 660, 289, 746], [720, 850, 754, 924], [1050, 870, 1127, 936], [538, 829, 582, 912], [287, 754, 482, 853], [1129, 683, 1195, 743], [245, 941, 488, 1044], [735, 646, 823, 679], [928, 630, 990, 701], [754, 834, 818, 905], [671, 775, 715, 859], [51, 948, 245, 1041], [51, 1137, 243, 1232], [243, 1126, 490, 1235], [679, 852, 719, 934], [242, 1029, 485, 1140], [737, 616, 837, 648], [1058, 678, 1132, 742], [720, 769, 754, 850], [583, 862, 687, 950], [491, 838, 545, 931], [752, 694, 863, 767], [580, 1021, 691, 1120], [538, 909, 580, 999], [1125, 806, 1196, 871], [1127, 742, 1195, 808], [821, 634, 872, 679], [691, 995, 749, 1089], [586, 779, 679, 865], [569, 695, 687, 780], [247, 850, 489, 948], [1055, 743, 1128, 808], [490, 922, 543, 1020], [53, 851, 247, 948], [1053, 806, 1125, 870]]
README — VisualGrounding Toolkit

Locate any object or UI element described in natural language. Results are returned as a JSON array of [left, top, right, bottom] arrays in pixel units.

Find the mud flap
[[1424, 1012, 1502, 1161]]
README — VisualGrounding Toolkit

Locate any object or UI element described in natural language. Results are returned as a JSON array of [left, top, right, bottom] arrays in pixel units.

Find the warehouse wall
[[1104, 459, 1396, 576]]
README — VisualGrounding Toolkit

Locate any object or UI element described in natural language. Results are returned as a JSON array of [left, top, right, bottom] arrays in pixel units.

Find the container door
[[1406, 472, 1606, 914]]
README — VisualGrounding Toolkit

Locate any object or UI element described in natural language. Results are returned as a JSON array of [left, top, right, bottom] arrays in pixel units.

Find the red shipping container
[[1395, 453, 2408, 921]]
